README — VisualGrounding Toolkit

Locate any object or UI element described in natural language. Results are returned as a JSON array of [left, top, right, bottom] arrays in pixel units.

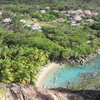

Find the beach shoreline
[[36, 53, 100, 87], [36, 62, 60, 87]]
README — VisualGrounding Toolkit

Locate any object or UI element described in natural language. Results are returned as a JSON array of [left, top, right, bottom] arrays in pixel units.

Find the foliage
[[0, 46, 49, 84], [90, 23, 100, 30], [0, 1, 100, 85], [62, 48, 73, 60], [31, 12, 56, 21]]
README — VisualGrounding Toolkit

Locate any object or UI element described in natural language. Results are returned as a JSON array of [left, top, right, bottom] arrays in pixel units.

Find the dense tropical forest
[[0, 0, 100, 85]]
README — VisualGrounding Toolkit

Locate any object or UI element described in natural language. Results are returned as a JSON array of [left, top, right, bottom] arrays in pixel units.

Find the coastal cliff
[[0, 83, 100, 100]]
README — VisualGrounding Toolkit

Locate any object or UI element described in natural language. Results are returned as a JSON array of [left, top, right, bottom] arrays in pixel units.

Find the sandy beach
[[36, 62, 60, 87]]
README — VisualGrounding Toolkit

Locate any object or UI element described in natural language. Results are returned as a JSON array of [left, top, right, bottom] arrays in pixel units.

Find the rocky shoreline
[[75, 53, 98, 65], [59, 50, 100, 65], [0, 83, 100, 100]]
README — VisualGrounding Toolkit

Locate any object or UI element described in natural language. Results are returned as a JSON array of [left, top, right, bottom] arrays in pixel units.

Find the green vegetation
[[0, 0, 100, 84], [0, 46, 49, 84]]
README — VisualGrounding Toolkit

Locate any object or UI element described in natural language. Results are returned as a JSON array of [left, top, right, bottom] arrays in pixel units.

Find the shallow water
[[41, 57, 100, 88]]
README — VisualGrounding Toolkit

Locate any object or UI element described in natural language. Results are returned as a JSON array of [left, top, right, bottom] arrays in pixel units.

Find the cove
[[41, 57, 100, 89]]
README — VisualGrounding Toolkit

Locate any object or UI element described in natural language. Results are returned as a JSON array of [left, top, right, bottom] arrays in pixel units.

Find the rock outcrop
[[0, 83, 100, 100]]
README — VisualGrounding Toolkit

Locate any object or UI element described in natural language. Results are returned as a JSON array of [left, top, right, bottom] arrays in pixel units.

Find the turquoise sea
[[41, 57, 100, 88]]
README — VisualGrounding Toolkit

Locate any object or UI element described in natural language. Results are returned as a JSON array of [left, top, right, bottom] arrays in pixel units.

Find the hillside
[[0, 0, 100, 90], [0, 0, 100, 11], [0, 83, 100, 100], [0, 0, 99, 4]]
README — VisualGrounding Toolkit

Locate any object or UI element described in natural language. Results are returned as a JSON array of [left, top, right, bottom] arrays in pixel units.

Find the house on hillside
[[0, 11, 2, 16], [27, 23, 42, 30], [76, 9, 83, 15], [67, 10, 75, 14], [60, 10, 67, 14], [74, 15, 82, 21], [86, 19, 94, 23], [69, 19, 76, 26], [52, 10, 59, 13], [90, 11, 99, 16], [56, 18, 66, 22], [45, 6, 50, 10], [2, 18, 12, 23], [84, 10, 98, 17], [40, 10, 46, 14], [20, 19, 27, 23], [84, 10, 91, 15], [93, 12, 98, 16], [71, 23, 77, 26]]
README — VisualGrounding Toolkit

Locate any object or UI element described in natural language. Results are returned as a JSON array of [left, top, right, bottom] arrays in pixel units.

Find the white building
[[94, 12, 98, 16], [2, 18, 12, 23], [60, 10, 67, 14], [0, 11, 2, 15], [71, 23, 77, 26], [28, 23, 42, 30], [71, 20, 76, 24], [86, 19, 94, 23], [84, 10, 91, 15], [74, 15, 82, 21], [53, 10, 59, 13], [67, 10, 76, 14], [20, 19, 27, 23], [40, 10, 46, 14], [76, 9, 83, 14], [45, 6, 50, 10], [69, 19, 76, 26], [56, 18, 66, 22]]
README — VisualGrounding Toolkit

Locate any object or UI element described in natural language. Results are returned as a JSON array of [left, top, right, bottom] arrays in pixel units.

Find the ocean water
[[41, 57, 100, 88]]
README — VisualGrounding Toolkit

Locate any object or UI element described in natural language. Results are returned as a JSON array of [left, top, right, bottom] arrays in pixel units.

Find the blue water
[[41, 57, 100, 88]]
